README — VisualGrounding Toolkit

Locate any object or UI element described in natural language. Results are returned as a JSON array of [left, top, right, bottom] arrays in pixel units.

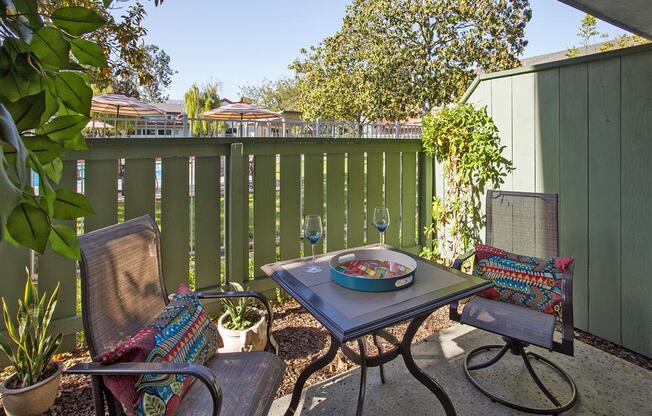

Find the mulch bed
[[1, 298, 650, 415]]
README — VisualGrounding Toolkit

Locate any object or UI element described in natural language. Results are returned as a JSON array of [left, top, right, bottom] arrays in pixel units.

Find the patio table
[[262, 245, 491, 416]]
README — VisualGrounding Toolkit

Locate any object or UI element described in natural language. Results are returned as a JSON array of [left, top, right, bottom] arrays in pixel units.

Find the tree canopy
[[184, 82, 220, 135], [567, 13, 648, 58], [291, 0, 532, 122], [239, 77, 300, 112]]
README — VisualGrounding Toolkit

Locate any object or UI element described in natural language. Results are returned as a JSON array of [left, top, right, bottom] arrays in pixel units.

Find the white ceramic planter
[[0, 361, 61, 416], [217, 308, 268, 353]]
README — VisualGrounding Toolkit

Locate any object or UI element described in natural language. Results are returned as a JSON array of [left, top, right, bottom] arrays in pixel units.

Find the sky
[[134, 0, 630, 101]]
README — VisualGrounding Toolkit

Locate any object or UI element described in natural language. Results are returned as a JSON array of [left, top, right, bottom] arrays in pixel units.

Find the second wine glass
[[373, 207, 390, 247], [304, 215, 323, 273]]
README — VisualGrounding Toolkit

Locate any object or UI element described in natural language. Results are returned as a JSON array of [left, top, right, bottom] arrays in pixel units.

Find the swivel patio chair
[[449, 190, 577, 415], [66, 215, 286, 416]]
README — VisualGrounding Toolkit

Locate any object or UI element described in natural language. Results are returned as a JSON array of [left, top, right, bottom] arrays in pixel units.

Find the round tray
[[329, 249, 417, 292]]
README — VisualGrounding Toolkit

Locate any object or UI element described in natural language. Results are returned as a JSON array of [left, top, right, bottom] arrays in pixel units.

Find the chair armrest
[[451, 250, 476, 271], [555, 265, 575, 356], [66, 362, 222, 416], [448, 250, 476, 321], [194, 290, 279, 355]]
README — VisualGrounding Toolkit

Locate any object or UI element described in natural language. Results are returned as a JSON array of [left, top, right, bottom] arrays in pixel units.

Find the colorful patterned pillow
[[473, 244, 574, 317], [95, 292, 219, 416]]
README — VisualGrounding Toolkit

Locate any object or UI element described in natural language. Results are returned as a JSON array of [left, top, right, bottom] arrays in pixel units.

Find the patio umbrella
[[84, 118, 114, 130], [201, 101, 280, 137], [200, 101, 280, 120], [91, 93, 164, 117]]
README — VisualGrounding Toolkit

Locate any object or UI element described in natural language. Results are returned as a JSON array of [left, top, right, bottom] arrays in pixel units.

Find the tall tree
[[112, 45, 177, 102], [292, 0, 531, 122], [239, 77, 301, 112], [184, 82, 220, 135], [567, 14, 648, 57]]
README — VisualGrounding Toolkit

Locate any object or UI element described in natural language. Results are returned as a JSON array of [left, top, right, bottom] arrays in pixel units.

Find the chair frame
[[448, 190, 577, 415], [66, 215, 279, 416]]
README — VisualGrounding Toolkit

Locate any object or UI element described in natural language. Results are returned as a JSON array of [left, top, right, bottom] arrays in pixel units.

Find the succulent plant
[[0, 269, 62, 388]]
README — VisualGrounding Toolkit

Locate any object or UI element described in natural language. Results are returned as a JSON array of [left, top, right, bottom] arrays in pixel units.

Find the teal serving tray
[[329, 249, 417, 292]]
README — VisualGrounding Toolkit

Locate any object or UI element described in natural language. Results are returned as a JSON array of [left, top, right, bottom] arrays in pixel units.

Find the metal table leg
[[372, 334, 386, 384], [400, 313, 457, 416], [284, 335, 341, 416], [356, 338, 368, 416]]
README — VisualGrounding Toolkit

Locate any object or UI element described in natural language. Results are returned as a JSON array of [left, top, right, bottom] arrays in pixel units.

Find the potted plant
[[0, 270, 62, 416], [217, 283, 268, 352]]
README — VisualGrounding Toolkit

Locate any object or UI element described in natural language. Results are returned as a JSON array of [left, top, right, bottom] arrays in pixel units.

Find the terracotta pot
[[218, 308, 267, 353], [0, 361, 61, 416]]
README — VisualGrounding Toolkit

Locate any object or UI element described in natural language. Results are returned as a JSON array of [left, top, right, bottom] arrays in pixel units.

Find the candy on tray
[[335, 260, 412, 279]]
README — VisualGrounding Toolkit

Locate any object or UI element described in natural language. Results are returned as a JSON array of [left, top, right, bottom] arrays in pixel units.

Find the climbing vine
[[421, 103, 513, 264]]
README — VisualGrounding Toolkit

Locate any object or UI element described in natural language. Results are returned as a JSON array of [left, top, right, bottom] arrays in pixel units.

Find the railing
[[0, 136, 433, 355], [84, 116, 423, 139]]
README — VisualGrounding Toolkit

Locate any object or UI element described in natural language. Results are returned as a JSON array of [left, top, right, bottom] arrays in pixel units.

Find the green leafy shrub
[[0, 1, 109, 259], [219, 283, 259, 331], [421, 103, 513, 264], [0, 269, 62, 388]]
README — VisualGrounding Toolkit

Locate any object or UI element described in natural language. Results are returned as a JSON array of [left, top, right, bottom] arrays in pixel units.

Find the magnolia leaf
[[43, 158, 63, 184], [103, 0, 113, 7], [51, 7, 106, 36], [40, 87, 58, 125], [6, 203, 50, 254], [37, 115, 89, 142], [63, 133, 87, 150], [3, 91, 46, 132], [53, 189, 94, 220], [0, 152, 22, 240], [21, 136, 64, 164], [71, 38, 107, 68], [54, 72, 92, 115], [0, 48, 10, 79], [49, 224, 80, 260], [0, 70, 32, 103], [0, 103, 28, 185], [30, 27, 70, 69]]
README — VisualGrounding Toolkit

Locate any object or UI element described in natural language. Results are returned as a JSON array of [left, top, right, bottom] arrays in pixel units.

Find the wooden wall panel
[[534, 69, 560, 194], [621, 51, 652, 356], [588, 57, 622, 344], [512, 73, 536, 192], [559, 64, 590, 330]]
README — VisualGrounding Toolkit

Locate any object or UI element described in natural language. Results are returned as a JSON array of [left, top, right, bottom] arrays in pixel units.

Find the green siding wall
[[464, 44, 652, 357]]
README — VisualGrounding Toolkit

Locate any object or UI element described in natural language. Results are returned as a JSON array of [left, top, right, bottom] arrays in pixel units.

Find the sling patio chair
[[449, 190, 577, 415], [66, 215, 286, 416]]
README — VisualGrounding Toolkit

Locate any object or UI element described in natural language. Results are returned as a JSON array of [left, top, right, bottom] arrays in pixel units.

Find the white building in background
[[134, 100, 186, 137]]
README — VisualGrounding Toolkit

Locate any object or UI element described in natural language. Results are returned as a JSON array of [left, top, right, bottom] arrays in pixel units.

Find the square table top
[[262, 245, 491, 342]]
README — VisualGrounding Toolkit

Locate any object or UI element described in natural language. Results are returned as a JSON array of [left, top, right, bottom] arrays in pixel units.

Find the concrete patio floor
[[270, 324, 651, 416]]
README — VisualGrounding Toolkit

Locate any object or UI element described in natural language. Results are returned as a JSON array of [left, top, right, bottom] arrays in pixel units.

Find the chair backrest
[[485, 190, 558, 258], [78, 215, 168, 357]]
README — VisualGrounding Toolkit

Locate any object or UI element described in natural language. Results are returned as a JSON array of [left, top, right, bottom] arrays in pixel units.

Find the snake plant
[[219, 282, 259, 331], [0, 269, 62, 388]]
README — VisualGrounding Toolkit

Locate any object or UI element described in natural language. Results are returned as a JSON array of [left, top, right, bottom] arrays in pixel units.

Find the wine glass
[[304, 215, 323, 273], [373, 207, 390, 248]]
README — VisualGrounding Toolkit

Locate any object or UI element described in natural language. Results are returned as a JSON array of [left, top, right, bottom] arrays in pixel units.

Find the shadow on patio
[[270, 324, 652, 416]]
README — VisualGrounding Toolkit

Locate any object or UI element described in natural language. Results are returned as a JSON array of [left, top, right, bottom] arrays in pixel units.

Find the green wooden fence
[[0, 137, 433, 355], [461, 43, 652, 357]]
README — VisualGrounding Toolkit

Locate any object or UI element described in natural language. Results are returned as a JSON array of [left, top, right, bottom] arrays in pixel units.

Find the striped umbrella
[[200, 101, 280, 120], [91, 93, 164, 117]]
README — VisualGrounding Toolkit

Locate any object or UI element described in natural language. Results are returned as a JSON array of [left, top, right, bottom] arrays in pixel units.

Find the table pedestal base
[[284, 312, 456, 416]]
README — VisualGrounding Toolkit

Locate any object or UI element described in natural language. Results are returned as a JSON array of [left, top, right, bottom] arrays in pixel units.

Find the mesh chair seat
[[461, 297, 556, 349], [177, 352, 285, 416]]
